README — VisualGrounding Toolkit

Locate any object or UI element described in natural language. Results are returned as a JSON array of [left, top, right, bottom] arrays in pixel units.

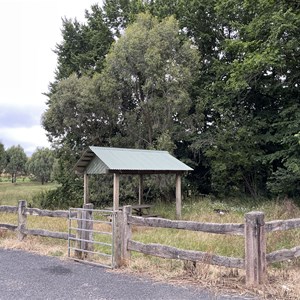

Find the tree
[[0, 142, 5, 173], [190, 0, 300, 195], [102, 0, 145, 36], [42, 12, 200, 205], [5, 145, 27, 183], [101, 13, 200, 149], [43, 74, 119, 152], [53, 5, 113, 83], [26, 148, 54, 184], [44, 0, 300, 200]]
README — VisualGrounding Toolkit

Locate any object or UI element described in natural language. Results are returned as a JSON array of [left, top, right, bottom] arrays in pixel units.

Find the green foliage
[[0, 142, 5, 173], [26, 148, 54, 185], [35, 186, 82, 210], [54, 5, 113, 81], [43, 12, 199, 207], [190, 0, 300, 197], [103, 0, 146, 35], [101, 12, 200, 148], [42, 0, 300, 206], [4, 145, 27, 183], [43, 75, 118, 151]]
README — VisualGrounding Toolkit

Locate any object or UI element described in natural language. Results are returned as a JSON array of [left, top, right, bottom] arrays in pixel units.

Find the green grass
[[0, 183, 299, 269], [1, 186, 299, 297], [0, 181, 58, 206], [130, 197, 300, 259]]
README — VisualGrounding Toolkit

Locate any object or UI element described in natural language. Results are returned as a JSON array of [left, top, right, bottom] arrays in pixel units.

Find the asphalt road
[[0, 249, 256, 300]]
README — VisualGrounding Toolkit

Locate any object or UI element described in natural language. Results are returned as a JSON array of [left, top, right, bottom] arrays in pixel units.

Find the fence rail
[[1, 201, 300, 287], [265, 218, 300, 232], [0, 200, 73, 240], [0, 223, 18, 231], [118, 206, 300, 287], [25, 207, 77, 218], [128, 215, 245, 235], [266, 246, 300, 263], [127, 240, 245, 268], [0, 206, 18, 213]]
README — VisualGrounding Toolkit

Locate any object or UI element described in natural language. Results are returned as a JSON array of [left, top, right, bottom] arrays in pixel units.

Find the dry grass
[[0, 230, 67, 257], [123, 197, 300, 299], [1, 192, 300, 299], [122, 256, 300, 299]]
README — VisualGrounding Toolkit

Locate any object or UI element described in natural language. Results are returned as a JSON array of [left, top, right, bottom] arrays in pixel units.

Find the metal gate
[[68, 207, 116, 268]]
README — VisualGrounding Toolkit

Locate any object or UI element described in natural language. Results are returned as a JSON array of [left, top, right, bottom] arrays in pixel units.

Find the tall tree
[[43, 74, 119, 152], [53, 4, 113, 83], [44, 0, 300, 200], [26, 148, 54, 184], [101, 12, 200, 149], [192, 0, 300, 197], [5, 145, 27, 183]]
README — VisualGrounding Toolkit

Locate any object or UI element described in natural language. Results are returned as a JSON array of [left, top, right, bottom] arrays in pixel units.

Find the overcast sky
[[0, 0, 101, 155]]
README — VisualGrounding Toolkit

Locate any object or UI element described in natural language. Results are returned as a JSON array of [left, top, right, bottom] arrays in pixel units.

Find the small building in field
[[74, 146, 193, 219]]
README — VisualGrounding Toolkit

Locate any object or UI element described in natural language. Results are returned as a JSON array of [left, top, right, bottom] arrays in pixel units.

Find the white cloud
[[0, 0, 102, 154], [0, 125, 50, 155]]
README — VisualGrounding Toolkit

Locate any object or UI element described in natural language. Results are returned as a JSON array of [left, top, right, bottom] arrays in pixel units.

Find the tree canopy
[[26, 148, 54, 184], [42, 0, 300, 206], [5, 145, 27, 183]]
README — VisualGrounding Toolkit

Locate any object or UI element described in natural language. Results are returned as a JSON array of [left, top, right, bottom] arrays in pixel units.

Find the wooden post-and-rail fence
[[0, 200, 76, 241], [1, 201, 300, 287], [115, 206, 300, 287]]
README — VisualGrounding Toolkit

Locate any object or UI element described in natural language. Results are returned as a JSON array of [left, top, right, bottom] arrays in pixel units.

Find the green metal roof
[[75, 146, 193, 175]]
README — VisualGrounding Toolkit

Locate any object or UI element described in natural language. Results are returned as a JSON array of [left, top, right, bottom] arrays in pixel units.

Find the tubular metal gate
[[68, 207, 116, 268]]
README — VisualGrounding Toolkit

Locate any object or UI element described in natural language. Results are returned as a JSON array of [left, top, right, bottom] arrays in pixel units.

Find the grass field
[[0, 182, 299, 298], [0, 181, 58, 206]]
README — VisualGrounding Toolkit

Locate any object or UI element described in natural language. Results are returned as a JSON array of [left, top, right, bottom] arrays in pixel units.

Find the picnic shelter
[[74, 146, 193, 219]]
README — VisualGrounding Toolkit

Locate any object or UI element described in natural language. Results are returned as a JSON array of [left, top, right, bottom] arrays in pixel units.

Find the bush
[[32, 186, 83, 210]]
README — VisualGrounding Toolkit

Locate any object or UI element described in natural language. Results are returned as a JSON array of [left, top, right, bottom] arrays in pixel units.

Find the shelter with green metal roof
[[75, 146, 193, 219]]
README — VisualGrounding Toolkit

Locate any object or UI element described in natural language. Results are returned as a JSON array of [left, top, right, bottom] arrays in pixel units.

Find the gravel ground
[[0, 248, 257, 300]]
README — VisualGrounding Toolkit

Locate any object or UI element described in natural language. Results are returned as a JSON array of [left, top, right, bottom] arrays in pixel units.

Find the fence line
[[1, 201, 300, 287], [127, 240, 245, 268], [119, 206, 300, 287], [0, 206, 18, 213], [127, 215, 245, 235], [266, 246, 300, 263], [0, 200, 73, 240], [265, 218, 300, 232]]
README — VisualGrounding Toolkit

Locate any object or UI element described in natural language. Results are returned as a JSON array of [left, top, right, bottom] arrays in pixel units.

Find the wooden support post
[[75, 210, 83, 259], [113, 210, 122, 268], [245, 211, 266, 286], [122, 205, 132, 264], [113, 173, 120, 211], [84, 203, 94, 257], [83, 172, 89, 204], [18, 200, 27, 241], [138, 175, 143, 205], [175, 174, 182, 219]]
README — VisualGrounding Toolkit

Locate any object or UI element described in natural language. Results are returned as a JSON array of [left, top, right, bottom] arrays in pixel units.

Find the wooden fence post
[[113, 210, 122, 268], [83, 203, 94, 258], [75, 209, 82, 259], [245, 211, 266, 286], [122, 205, 132, 264], [18, 200, 27, 241]]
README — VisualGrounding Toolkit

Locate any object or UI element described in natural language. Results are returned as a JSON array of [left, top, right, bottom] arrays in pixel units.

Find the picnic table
[[130, 204, 153, 216], [106, 204, 155, 217]]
